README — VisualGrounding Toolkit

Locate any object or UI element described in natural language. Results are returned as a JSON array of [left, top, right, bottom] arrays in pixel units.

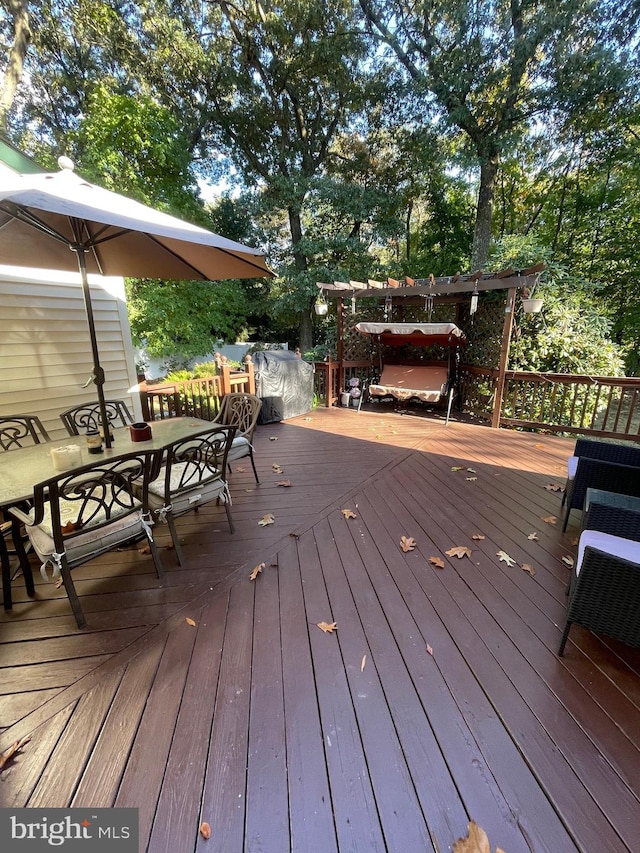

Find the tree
[[0, 0, 31, 131], [359, 0, 632, 269]]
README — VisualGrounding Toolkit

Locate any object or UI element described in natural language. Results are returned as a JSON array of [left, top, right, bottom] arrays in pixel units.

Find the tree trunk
[[471, 155, 499, 270], [0, 0, 31, 131], [288, 206, 313, 353]]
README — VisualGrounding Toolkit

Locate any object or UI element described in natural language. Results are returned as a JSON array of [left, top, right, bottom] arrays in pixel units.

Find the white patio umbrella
[[0, 158, 274, 447]]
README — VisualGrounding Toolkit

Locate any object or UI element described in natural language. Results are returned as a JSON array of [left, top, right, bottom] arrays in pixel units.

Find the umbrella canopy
[[0, 159, 274, 446]]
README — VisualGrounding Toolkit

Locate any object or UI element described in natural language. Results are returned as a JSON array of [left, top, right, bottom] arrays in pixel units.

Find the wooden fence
[[316, 361, 640, 443], [140, 361, 255, 422]]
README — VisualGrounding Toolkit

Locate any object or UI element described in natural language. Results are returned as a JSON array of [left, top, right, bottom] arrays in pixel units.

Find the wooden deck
[[1, 406, 639, 852]]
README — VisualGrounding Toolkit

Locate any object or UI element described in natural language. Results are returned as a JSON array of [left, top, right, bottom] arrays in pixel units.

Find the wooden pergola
[[316, 265, 544, 427]]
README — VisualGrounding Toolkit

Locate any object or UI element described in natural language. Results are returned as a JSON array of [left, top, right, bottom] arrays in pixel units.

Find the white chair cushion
[[227, 435, 252, 462], [26, 510, 143, 568], [576, 530, 640, 575], [147, 462, 229, 515], [567, 456, 578, 479]]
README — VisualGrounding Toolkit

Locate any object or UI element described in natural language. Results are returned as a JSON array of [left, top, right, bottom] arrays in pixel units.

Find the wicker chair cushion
[[567, 456, 578, 479], [577, 530, 639, 576]]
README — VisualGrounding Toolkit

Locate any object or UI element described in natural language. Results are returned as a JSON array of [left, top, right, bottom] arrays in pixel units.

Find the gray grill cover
[[253, 350, 314, 423]]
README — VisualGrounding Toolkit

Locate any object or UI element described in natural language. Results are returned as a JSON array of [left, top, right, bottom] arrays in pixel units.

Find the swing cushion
[[369, 365, 449, 403]]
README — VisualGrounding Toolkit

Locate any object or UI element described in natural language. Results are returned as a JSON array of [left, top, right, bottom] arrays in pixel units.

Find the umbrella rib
[[0, 202, 71, 246]]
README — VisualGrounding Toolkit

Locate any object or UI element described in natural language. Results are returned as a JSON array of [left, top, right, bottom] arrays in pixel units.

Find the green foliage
[[125, 279, 249, 360], [489, 235, 626, 376]]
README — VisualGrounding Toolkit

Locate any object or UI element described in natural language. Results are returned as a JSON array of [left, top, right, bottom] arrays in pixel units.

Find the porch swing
[[355, 321, 467, 425]]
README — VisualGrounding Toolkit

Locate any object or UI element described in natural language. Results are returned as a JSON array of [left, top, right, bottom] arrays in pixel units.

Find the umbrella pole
[[74, 243, 112, 449]]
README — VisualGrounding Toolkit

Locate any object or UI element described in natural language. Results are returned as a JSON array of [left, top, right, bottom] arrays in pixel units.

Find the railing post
[[492, 287, 516, 429], [221, 363, 232, 395], [326, 358, 334, 407], [244, 354, 256, 394]]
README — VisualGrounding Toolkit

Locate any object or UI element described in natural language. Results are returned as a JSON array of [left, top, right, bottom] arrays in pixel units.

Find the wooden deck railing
[[318, 360, 640, 442], [140, 360, 255, 422]]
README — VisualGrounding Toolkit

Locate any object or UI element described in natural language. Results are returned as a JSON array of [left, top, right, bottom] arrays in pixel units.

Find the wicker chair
[[0, 415, 50, 451], [60, 400, 134, 437], [558, 501, 640, 656], [561, 456, 640, 531], [212, 393, 262, 484], [562, 439, 640, 507]]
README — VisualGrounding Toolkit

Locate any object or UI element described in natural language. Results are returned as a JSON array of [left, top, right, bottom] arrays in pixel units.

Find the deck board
[[1, 408, 638, 852]]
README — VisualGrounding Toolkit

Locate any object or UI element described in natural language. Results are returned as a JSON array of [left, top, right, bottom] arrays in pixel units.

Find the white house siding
[[0, 265, 141, 442]]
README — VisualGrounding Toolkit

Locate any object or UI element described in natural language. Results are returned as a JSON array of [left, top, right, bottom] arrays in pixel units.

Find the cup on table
[[50, 444, 83, 471]]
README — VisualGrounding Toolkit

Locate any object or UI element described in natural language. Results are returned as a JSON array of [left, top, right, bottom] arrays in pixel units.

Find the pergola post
[[336, 296, 344, 405], [491, 287, 517, 428]]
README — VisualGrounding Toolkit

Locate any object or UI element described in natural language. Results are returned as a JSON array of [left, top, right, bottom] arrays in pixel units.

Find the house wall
[[0, 265, 142, 442]]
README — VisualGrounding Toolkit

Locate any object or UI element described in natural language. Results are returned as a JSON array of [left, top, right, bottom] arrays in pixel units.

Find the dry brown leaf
[[185, 617, 196, 627], [542, 515, 557, 525], [429, 556, 445, 569], [535, 443, 545, 449], [466, 477, 478, 481], [570, 535, 579, 546], [258, 513, 275, 526], [0, 735, 31, 772], [249, 562, 265, 581], [426, 644, 434, 656], [446, 545, 472, 559], [527, 532, 539, 541], [341, 509, 357, 519], [199, 822, 211, 840], [451, 466, 464, 471], [497, 550, 516, 567], [453, 820, 491, 853], [276, 480, 292, 487], [544, 482, 564, 492], [55, 576, 64, 589], [472, 533, 486, 540], [521, 563, 536, 576], [272, 463, 283, 473], [562, 555, 575, 567], [317, 621, 337, 633], [138, 544, 151, 555], [269, 436, 278, 441], [466, 467, 477, 474], [236, 466, 247, 472], [360, 654, 367, 671], [400, 535, 417, 552]]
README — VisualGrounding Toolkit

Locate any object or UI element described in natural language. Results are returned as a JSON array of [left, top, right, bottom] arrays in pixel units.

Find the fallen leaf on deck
[[570, 535, 579, 546], [521, 563, 536, 576], [472, 533, 486, 540], [272, 464, 284, 473], [446, 545, 472, 559], [55, 576, 64, 589], [453, 819, 502, 853], [269, 436, 278, 441], [535, 443, 545, 449], [276, 480, 292, 487], [467, 468, 476, 474], [186, 617, 196, 626], [0, 736, 31, 772], [258, 513, 275, 526], [426, 644, 434, 656], [527, 532, 539, 541], [451, 466, 464, 471], [497, 550, 516, 567], [317, 621, 337, 633], [138, 545, 151, 555], [361, 655, 367, 671], [199, 822, 211, 840], [542, 515, 557, 525], [429, 556, 445, 568], [466, 477, 478, 481], [304, 417, 312, 420], [544, 482, 564, 492], [249, 562, 265, 580], [236, 466, 247, 472], [341, 509, 357, 519], [400, 535, 417, 552], [562, 555, 575, 567], [244, 488, 255, 492]]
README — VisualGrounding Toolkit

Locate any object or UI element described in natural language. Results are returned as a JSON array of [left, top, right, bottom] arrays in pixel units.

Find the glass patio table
[[0, 417, 215, 586]]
